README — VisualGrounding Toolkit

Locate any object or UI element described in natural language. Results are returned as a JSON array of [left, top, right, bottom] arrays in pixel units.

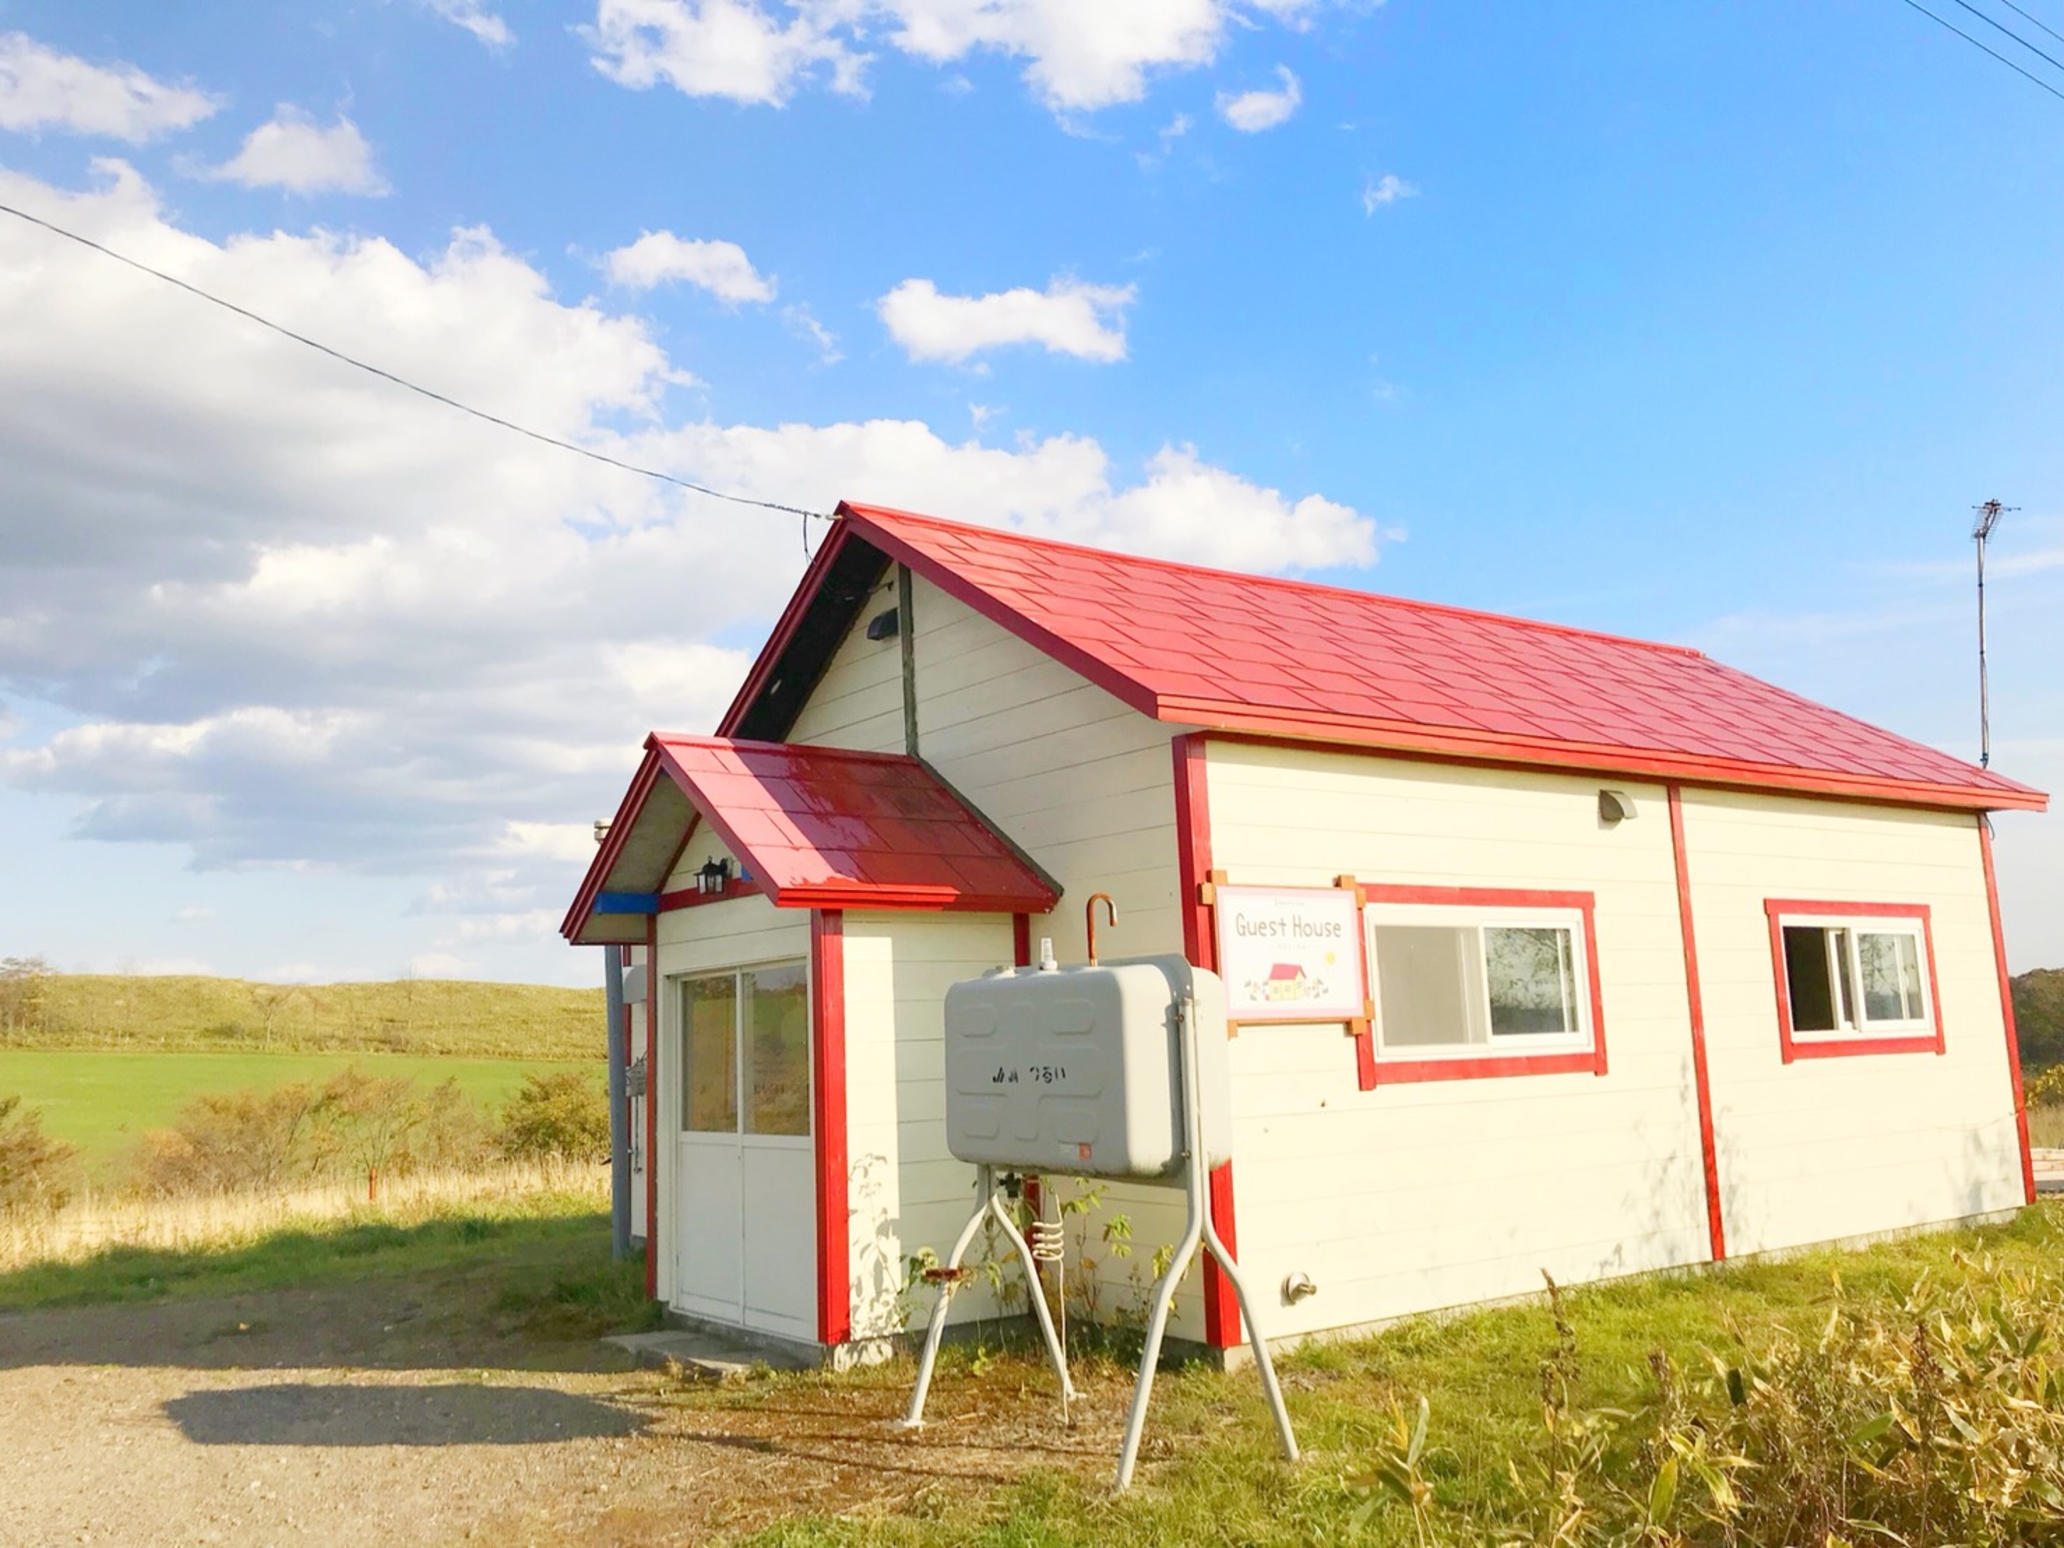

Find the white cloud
[[172, 905, 215, 923], [0, 162, 1377, 969], [202, 108, 390, 196], [585, 0, 866, 107], [1362, 172, 1415, 213], [783, 304, 842, 362], [0, 32, 219, 142], [418, 0, 515, 48], [1215, 65, 1299, 131], [582, 0, 1315, 116], [878, 276, 1134, 364], [604, 230, 775, 302]]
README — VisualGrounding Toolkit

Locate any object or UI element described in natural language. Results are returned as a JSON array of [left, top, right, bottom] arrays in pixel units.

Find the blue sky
[[0, 0, 2058, 985]]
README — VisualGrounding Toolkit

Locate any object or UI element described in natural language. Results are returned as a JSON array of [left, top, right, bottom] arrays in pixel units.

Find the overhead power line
[[0, 198, 832, 523], [1894, 0, 2064, 101], [1942, 0, 2064, 75], [1998, 0, 2064, 48]]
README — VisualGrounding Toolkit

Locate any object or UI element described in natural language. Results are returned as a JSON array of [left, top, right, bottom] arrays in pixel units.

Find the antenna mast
[[1971, 499, 2016, 769]]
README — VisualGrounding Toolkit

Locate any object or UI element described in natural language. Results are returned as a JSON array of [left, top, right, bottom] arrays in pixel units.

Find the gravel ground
[[0, 1276, 1140, 1546]]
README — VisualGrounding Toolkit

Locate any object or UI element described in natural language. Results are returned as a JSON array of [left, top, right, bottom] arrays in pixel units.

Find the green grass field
[[3, 972, 606, 1059], [0, 1049, 599, 1178]]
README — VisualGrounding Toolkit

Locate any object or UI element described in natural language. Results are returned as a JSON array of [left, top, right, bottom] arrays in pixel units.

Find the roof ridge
[[839, 501, 1709, 663]]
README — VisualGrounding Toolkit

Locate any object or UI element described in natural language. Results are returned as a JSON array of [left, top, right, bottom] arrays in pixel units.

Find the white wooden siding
[[790, 571, 1201, 1340], [1678, 791, 2020, 1257], [1205, 742, 1711, 1342]]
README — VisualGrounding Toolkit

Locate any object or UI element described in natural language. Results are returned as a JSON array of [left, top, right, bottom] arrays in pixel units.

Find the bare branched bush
[[0, 955, 52, 1035]]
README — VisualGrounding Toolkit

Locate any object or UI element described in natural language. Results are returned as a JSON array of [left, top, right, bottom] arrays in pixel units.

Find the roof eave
[[1165, 700, 2050, 815]]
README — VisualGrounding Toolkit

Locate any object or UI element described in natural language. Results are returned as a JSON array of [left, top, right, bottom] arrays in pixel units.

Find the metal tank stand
[[1114, 972, 1299, 1491], [898, 1162, 1078, 1429]]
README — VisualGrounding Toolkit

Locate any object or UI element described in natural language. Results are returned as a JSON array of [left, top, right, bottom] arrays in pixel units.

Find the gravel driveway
[[0, 1272, 1132, 1546]]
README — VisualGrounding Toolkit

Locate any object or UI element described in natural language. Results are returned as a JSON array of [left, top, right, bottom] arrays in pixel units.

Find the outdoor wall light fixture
[[697, 857, 732, 895], [1598, 789, 1637, 826], [865, 606, 901, 641]]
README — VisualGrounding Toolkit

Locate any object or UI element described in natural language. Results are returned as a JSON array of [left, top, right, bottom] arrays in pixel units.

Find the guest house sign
[[1212, 885, 1368, 1024]]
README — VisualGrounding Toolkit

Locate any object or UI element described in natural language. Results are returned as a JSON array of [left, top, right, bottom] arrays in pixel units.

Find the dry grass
[[2027, 1103, 2064, 1150], [0, 1158, 607, 1275]]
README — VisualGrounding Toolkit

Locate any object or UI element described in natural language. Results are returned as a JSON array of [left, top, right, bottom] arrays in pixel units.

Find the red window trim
[[1762, 899, 1945, 1062], [1359, 883, 1609, 1087]]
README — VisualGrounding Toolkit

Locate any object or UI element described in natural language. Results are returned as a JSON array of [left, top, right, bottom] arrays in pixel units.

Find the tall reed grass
[[0, 1157, 606, 1274]]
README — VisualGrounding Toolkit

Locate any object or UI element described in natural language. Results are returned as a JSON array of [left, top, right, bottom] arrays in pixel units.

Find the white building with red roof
[[565, 502, 2046, 1364]]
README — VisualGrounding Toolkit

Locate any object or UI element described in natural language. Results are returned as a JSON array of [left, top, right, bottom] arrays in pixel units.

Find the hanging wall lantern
[[697, 857, 732, 896]]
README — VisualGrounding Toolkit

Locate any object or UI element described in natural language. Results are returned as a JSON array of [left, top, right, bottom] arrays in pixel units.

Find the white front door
[[673, 962, 817, 1340]]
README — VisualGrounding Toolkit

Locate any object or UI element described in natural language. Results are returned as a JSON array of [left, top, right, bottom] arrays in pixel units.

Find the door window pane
[[1486, 927, 1578, 1036], [681, 975, 738, 1133], [1858, 931, 1924, 1023], [743, 963, 811, 1136], [1373, 926, 1482, 1048]]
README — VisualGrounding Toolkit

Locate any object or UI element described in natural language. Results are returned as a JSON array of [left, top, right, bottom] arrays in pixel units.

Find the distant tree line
[[2015, 968, 2064, 1070]]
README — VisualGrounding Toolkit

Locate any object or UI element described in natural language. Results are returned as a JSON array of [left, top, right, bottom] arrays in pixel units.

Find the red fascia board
[[715, 521, 861, 739], [1186, 717, 2046, 815], [562, 747, 665, 942], [837, 506, 1163, 721], [841, 501, 1710, 663]]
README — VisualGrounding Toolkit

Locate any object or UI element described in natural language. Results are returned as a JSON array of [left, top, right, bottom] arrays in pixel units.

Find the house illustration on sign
[[564, 501, 2047, 1367]]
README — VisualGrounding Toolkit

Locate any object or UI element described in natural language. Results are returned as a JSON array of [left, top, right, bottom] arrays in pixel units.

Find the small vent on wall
[[865, 607, 901, 641]]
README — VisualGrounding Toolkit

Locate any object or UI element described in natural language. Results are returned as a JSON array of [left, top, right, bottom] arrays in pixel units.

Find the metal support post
[[1114, 978, 1298, 1491], [899, 1164, 1078, 1429]]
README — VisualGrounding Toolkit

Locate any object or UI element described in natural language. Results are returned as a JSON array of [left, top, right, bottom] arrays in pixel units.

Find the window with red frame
[[1363, 894, 1602, 1074], [1767, 904, 1939, 1057]]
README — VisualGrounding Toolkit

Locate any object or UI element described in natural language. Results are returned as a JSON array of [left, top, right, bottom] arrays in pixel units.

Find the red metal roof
[[799, 502, 2043, 813], [562, 734, 1060, 941]]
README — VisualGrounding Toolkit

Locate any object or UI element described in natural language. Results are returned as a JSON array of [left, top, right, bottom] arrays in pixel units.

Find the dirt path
[[0, 1273, 1145, 1546]]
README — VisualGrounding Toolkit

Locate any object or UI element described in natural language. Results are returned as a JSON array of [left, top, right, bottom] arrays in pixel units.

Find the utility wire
[[1998, 0, 2064, 49], [1942, 0, 2064, 75], [1894, 0, 2064, 99], [0, 198, 833, 522]]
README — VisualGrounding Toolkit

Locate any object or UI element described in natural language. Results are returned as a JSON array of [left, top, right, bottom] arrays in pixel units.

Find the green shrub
[[2025, 1063, 2064, 1111], [0, 1094, 76, 1213], [496, 1070, 610, 1164]]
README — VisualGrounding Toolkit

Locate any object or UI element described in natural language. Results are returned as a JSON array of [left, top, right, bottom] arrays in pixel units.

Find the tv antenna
[[1972, 500, 2017, 768]]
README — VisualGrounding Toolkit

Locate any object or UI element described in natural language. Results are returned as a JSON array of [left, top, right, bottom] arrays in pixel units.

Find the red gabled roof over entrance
[[562, 734, 1061, 943], [718, 503, 2043, 814]]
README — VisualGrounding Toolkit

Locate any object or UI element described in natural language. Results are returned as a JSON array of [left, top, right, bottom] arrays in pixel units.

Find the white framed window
[[1362, 887, 1606, 1081], [1764, 902, 1940, 1060]]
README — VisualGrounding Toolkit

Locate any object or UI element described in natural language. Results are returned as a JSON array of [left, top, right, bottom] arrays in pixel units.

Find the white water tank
[[942, 954, 1231, 1182]]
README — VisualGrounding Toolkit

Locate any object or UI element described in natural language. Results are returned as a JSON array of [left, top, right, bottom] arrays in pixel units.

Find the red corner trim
[[1357, 885, 1609, 1088], [1762, 899, 1943, 1062], [812, 909, 851, 1347], [1013, 913, 1033, 968], [644, 920, 660, 1302], [1172, 733, 1239, 1349], [1979, 819, 2037, 1205], [1668, 787, 1726, 1262]]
